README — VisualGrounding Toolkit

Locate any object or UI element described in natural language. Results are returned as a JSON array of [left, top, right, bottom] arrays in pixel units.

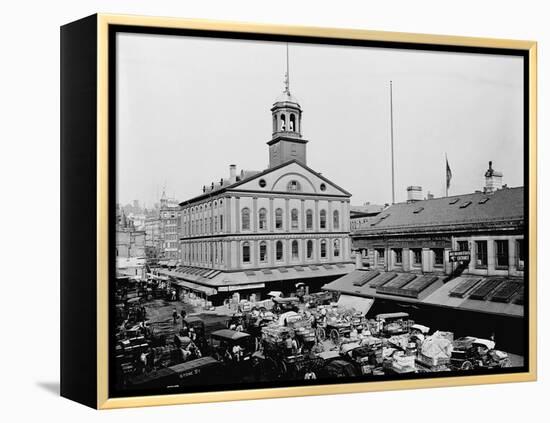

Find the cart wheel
[[330, 329, 340, 344], [461, 360, 473, 371], [280, 360, 288, 377], [316, 327, 326, 341]]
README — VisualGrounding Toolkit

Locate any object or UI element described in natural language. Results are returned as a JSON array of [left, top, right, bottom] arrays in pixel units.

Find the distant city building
[[145, 217, 161, 250], [159, 190, 180, 261], [164, 74, 354, 303], [115, 206, 146, 259]]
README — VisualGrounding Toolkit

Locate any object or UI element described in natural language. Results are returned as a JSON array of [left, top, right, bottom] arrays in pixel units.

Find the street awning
[[147, 273, 169, 281], [336, 294, 375, 315], [218, 283, 265, 292], [172, 280, 217, 296]]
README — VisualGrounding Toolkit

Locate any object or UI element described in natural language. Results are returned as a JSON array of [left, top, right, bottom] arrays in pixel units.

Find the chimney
[[484, 161, 503, 194], [229, 164, 237, 184], [407, 186, 422, 203]]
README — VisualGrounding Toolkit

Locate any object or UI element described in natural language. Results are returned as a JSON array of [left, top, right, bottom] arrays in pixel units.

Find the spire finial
[[284, 43, 290, 94]]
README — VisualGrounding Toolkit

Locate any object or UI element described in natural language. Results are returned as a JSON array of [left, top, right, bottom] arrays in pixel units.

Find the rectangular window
[[475, 240, 488, 268], [259, 243, 267, 262], [393, 248, 402, 265], [433, 248, 444, 266], [412, 249, 422, 266], [376, 248, 385, 266], [220, 215, 223, 230], [458, 240, 469, 252], [516, 239, 524, 270], [275, 209, 283, 229], [242, 243, 250, 263], [320, 241, 327, 258], [495, 240, 509, 268]]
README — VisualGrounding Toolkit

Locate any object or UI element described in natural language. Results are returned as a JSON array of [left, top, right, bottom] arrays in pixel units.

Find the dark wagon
[[126, 356, 222, 390]]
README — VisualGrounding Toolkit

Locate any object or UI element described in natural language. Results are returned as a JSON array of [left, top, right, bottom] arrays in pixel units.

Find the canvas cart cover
[[421, 333, 453, 359], [336, 294, 375, 315], [278, 311, 299, 326]]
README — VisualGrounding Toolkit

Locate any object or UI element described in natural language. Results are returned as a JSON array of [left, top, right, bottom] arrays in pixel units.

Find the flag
[[446, 156, 452, 190]]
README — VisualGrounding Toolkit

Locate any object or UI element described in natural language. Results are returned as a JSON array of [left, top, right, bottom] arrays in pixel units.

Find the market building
[[323, 162, 525, 354], [161, 74, 354, 304]]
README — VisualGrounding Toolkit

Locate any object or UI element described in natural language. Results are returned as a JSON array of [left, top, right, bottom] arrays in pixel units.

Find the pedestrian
[[171, 289, 177, 301], [180, 309, 187, 321], [172, 308, 178, 324]]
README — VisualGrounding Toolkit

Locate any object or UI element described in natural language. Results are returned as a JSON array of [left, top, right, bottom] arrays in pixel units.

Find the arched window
[[280, 113, 286, 131], [320, 239, 327, 258], [287, 180, 301, 192], [259, 208, 267, 230], [306, 209, 313, 229], [291, 208, 299, 229], [333, 239, 340, 257], [291, 240, 299, 260], [242, 242, 250, 263], [273, 115, 277, 133], [289, 114, 296, 131], [307, 240, 313, 259], [241, 208, 250, 230], [320, 210, 327, 229], [259, 241, 267, 262], [276, 241, 284, 261], [275, 208, 283, 229], [333, 210, 340, 229]]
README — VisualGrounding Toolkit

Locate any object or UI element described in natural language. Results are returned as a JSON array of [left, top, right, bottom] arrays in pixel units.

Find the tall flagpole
[[390, 80, 395, 204], [445, 153, 448, 197]]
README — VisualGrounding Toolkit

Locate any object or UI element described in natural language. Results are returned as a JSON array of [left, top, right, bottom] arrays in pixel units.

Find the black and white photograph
[[112, 28, 529, 397]]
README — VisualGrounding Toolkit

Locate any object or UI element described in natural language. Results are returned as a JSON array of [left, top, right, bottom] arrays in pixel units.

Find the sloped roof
[[180, 159, 352, 206], [350, 204, 385, 216], [322, 271, 523, 317], [355, 187, 523, 234]]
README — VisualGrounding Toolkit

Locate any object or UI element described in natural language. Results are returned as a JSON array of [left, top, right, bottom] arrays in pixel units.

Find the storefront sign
[[449, 250, 471, 262]]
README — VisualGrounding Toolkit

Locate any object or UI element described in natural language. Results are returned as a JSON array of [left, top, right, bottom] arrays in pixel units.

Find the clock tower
[[267, 47, 308, 168]]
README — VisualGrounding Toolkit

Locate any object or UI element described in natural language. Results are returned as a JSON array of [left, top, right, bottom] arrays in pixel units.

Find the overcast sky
[[116, 32, 524, 208]]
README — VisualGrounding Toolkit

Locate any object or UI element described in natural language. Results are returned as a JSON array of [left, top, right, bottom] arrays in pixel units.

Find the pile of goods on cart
[[450, 337, 511, 370]]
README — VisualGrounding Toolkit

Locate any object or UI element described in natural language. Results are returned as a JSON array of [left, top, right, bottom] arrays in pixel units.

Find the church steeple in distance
[[267, 44, 308, 168]]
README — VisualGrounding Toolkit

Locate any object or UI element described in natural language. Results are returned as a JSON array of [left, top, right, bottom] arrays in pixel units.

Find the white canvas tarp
[[336, 294, 375, 315]]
